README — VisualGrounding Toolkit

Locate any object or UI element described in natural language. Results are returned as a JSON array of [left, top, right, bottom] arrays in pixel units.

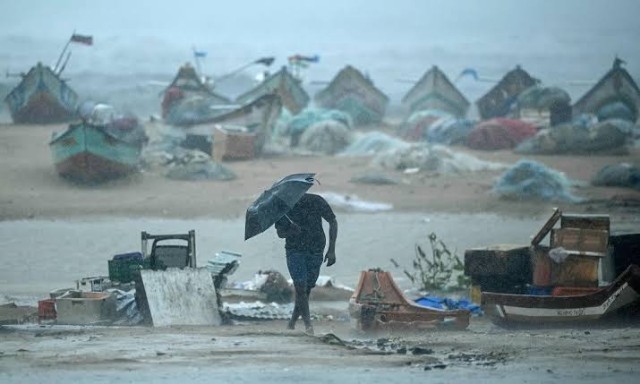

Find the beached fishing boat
[[572, 58, 640, 122], [349, 269, 470, 331], [482, 264, 640, 326], [401, 65, 470, 118], [162, 63, 232, 126], [315, 65, 389, 126], [236, 66, 309, 114], [49, 119, 146, 182], [183, 93, 283, 159], [476, 65, 538, 120], [4, 62, 78, 124]]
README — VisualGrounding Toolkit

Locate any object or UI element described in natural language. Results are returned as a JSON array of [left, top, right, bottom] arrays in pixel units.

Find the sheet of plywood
[[139, 268, 221, 326]]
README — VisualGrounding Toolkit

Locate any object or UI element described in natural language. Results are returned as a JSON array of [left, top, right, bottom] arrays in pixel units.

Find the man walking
[[275, 193, 338, 335]]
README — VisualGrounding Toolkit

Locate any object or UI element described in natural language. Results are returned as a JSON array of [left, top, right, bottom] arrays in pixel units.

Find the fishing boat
[[235, 66, 309, 115], [315, 65, 389, 126], [4, 62, 78, 124], [482, 264, 640, 326], [401, 65, 470, 118], [476, 65, 538, 120], [572, 58, 640, 122], [183, 93, 283, 159], [162, 63, 232, 126], [466, 209, 640, 327], [349, 269, 470, 331], [49, 115, 146, 183]]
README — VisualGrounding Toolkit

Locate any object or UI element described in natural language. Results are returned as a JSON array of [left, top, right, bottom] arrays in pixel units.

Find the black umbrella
[[244, 173, 316, 240]]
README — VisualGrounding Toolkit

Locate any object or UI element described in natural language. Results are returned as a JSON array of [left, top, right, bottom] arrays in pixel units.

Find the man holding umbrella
[[244, 173, 337, 335], [275, 192, 337, 334]]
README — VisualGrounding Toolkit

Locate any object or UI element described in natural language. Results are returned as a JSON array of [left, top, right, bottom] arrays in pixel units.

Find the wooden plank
[[561, 214, 610, 231], [531, 208, 562, 246]]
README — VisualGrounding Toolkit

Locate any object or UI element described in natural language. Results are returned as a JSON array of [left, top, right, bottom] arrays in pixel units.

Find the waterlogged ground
[[0, 319, 639, 384]]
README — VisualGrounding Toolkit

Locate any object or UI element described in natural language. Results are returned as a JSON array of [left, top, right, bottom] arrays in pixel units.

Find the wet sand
[[1, 122, 640, 383]]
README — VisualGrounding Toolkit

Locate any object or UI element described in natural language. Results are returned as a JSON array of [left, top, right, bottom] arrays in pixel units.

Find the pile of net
[[425, 116, 475, 145], [516, 118, 633, 154], [279, 108, 352, 137], [398, 109, 452, 141], [493, 160, 581, 202], [340, 131, 411, 156], [298, 120, 353, 154], [466, 118, 538, 150], [373, 144, 507, 174], [591, 163, 640, 190]]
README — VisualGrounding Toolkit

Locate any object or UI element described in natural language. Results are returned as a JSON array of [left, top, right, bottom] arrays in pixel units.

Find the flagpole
[[53, 34, 73, 73]]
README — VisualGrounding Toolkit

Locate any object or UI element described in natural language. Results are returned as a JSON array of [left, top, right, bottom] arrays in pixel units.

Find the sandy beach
[[1, 121, 640, 383]]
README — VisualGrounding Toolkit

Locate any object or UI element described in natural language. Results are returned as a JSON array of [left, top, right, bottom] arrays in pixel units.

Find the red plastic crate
[[38, 298, 56, 320]]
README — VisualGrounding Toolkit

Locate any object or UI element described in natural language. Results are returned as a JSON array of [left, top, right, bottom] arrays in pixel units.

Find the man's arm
[[324, 218, 338, 266], [275, 215, 301, 239]]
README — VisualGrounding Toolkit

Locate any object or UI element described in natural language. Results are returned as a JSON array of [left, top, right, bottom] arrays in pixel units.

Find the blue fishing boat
[[4, 62, 78, 124], [49, 118, 146, 183]]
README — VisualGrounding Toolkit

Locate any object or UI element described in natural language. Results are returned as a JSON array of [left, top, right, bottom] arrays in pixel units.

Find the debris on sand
[[493, 160, 581, 202], [340, 131, 411, 156], [373, 144, 506, 175], [516, 118, 633, 155], [350, 171, 401, 185], [591, 163, 640, 190]]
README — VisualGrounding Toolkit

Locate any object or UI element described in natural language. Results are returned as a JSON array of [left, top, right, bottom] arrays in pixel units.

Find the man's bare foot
[[304, 325, 314, 335], [287, 321, 295, 330]]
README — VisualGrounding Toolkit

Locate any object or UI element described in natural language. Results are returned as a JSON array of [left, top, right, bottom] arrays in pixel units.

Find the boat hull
[[50, 123, 142, 182], [482, 265, 640, 327], [5, 63, 78, 124]]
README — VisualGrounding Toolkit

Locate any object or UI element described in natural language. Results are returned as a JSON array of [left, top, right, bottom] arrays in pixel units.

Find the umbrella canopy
[[244, 173, 316, 240]]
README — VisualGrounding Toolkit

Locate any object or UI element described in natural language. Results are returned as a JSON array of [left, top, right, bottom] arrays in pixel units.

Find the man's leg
[[294, 282, 313, 334], [286, 251, 308, 331]]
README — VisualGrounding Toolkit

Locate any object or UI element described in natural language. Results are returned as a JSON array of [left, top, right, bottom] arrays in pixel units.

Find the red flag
[[70, 33, 93, 46]]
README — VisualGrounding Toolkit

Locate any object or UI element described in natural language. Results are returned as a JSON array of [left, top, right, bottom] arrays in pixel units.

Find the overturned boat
[[4, 62, 78, 124], [315, 65, 389, 126], [349, 269, 470, 331], [401, 65, 470, 118], [236, 66, 309, 115]]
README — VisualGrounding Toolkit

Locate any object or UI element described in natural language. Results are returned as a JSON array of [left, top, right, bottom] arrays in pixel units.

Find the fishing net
[[493, 159, 581, 202]]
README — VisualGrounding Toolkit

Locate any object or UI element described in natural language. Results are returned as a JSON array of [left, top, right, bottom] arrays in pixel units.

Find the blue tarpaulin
[[414, 296, 483, 316]]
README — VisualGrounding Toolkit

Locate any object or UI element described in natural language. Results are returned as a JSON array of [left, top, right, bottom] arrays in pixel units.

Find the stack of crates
[[108, 252, 150, 283]]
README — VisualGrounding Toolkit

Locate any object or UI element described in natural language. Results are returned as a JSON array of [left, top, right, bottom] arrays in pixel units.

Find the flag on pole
[[193, 50, 207, 58], [254, 57, 275, 66], [70, 33, 93, 46]]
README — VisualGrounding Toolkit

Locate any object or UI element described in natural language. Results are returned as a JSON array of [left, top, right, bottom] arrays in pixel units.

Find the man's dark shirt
[[275, 193, 335, 254]]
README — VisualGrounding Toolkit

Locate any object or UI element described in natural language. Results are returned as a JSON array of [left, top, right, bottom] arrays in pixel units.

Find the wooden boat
[[236, 66, 309, 114], [401, 65, 470, 118], [476, 65, 538, 120], [183, 93, 283, 159], [4, 62, 78, 124], [482, 264, 640, 326], [572, 58, 640, 122], [49, 120, 145, 182], [162, 63, 232, 126], [349, 269, 470, 332], [315, 65, 389, 126]]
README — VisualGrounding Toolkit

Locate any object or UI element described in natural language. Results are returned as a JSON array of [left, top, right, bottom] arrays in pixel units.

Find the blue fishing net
[[493, 159, 581, 202]]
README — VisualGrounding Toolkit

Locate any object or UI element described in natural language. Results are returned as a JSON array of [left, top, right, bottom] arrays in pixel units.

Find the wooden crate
[[551, 228, 608, 257], [550, 255, 599, 287], [212, 125, 256, 161]]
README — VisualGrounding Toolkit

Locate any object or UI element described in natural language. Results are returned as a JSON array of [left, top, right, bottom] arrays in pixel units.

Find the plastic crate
[[38, 298, 56, 320], [108, 258, 150, 283]]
